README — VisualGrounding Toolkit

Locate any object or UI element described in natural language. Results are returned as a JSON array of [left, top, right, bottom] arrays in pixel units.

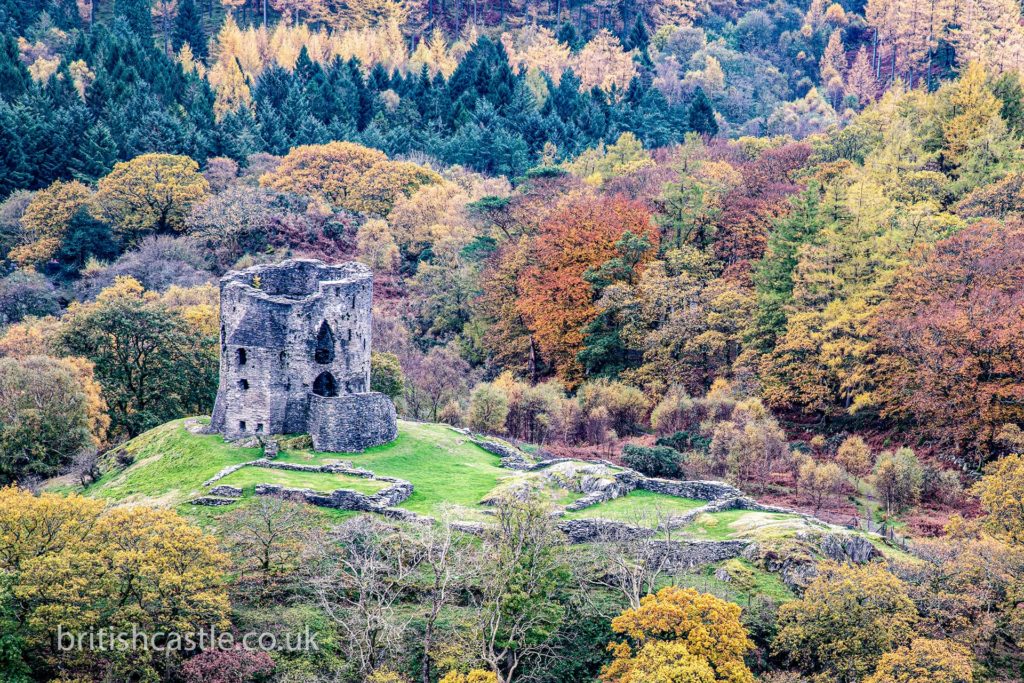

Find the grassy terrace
[[215, 467, 387, 495], [276, 421, 511, 517], [84, 419, 807, 532], [681, 510, 816, 540], [563, 490, 707, 523]]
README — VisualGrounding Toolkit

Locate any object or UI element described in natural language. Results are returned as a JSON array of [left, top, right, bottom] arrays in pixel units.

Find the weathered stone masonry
[[210, 259, 397, 452]]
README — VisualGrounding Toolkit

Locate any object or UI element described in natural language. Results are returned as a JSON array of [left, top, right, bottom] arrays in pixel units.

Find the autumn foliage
[[869, 219, 1024, 460], [602, 585, 755, 683], [518, 194, 658, 384]]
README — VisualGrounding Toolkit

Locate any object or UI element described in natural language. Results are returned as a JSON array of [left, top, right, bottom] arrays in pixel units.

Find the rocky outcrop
[[475, 439, 535, 470], [744, 531, 884, 592], [817, 532, 882, 564]]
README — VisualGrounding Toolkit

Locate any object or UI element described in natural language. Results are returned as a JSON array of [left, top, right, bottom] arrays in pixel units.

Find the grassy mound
[[81, 418, 516, 521], [77, 419, 816, 541]]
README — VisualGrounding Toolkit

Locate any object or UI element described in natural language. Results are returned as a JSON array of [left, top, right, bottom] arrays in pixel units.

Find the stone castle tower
[[210, 259, 398, 452]]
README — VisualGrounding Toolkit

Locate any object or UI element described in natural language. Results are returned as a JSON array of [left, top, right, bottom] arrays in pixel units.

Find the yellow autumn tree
[[1, 487, 230, 678], [10, 180, 92, 265], [971, 453, 1024, 545], [773, 561, 919, 681], [865, 638, 973, 683], [260, 141, 387, 207], [566, 132, 654, 186], [574, 30, 637, 95], [439, 671, 498, 683], [602, 586, 755, 683], [941, 61, 1002, 165], [93, 153, 210, 237], [348, 160, 443, 215], [261, 141, 440, 215]]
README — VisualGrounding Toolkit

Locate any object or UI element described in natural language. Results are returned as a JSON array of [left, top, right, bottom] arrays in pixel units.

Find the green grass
[[270, 421, 512, 517], [184, 495, 358, 529], [670, 559, 797, 604], [86, 418, 260, 507], [564, 490, 707, 523], [80, 418, 777, 530], [215, 467, 387, 495], [681, 510, 806, 540]]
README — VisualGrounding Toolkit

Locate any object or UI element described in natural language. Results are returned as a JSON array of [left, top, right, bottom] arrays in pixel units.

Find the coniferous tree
[[687, 87, 718, 137], [627, 16, 649, 52], [69, 123, 117, 182], [114, 0, 153, 39], [174, 0, 207, 59], [0, 34, 29, 100]]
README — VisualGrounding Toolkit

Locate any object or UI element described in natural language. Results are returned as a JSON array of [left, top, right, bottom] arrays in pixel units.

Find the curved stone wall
[[308, 392, 398, 452]]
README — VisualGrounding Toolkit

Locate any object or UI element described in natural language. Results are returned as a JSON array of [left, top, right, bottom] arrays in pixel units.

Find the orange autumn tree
[[518, 194, 657, 384], [601, 586, 755, 683], [868, 218, 1024, 463]]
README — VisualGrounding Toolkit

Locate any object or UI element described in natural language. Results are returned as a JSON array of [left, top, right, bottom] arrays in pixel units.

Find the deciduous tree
[[93, 154, 210, 238]]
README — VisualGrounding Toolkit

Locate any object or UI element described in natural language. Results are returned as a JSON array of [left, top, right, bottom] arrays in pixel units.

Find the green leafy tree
[[773, 561, 918, 682], [370, 351, 405, 401], [56, 277, 217, 437], [0, 356, 92, 484]]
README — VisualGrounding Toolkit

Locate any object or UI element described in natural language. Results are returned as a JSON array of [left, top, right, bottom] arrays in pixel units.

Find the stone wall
[[651, 540, 750, 570], [253, 476, 412, 511], [557, 518, 656, 543], [308, 392, 398, 452], [634, 477, 743, 500]]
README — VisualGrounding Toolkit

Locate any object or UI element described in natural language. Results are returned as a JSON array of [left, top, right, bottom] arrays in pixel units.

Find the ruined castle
[[210, 259, 398, 452]]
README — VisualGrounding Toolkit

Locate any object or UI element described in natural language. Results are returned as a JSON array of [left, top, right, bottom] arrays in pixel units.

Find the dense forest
[[3, 0, 1024, 681]]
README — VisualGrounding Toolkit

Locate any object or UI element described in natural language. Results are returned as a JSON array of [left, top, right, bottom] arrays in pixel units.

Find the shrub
[[656, 430, 711, 453], [622, 444, 683, 478], [468, 382, 510, 434]]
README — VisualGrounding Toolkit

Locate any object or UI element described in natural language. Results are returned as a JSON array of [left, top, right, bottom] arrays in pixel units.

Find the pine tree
[[752, 186, 827, 351], [115, 0, 153, 39], [686, 87, 718, 137], [174, 0, 207, 60], [556, 22, 582, 51], [69, 123, 118, 182], [627, 16, 650, 52], [0, 34, 29, 99]]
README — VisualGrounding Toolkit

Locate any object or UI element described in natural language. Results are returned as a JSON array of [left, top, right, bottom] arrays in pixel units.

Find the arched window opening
[[314, 321, 335, 364], [238, 379, 249, 390], [237, 348, 247, 366], [312, 371, 338, 397]]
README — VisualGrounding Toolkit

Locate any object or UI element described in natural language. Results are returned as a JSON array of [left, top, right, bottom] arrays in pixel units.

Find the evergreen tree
[[687, 87, 718, 137], [69, 123, 118, 182], [556, 22, 582, 51], [0, 34, 29, 100], [173, 0, 206, 59], [627, 16, 649, 52], [752, 186, 827, 351], [114, 0, 153, 38]]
